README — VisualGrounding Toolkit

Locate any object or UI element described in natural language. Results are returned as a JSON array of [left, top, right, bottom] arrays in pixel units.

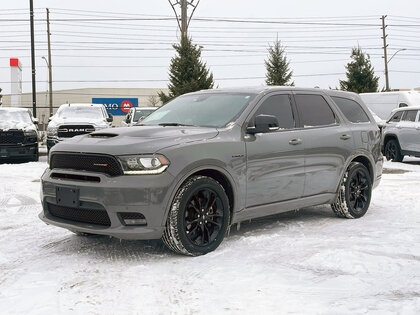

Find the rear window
[[401, 110, 418, 122], [294, 94, 337, 128], [331, 97, 370, 123]]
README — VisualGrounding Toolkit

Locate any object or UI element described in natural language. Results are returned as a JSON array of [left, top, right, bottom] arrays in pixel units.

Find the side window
[[401, 110, 418, 122], [388, 111, 403, 123], [331, 96, 370, 123], [294, 94, 337, 128], [399, 103, 408, 108], [254, 94, 295, 130]]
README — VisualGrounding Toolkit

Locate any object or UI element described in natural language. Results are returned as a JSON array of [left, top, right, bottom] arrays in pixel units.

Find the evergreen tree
[[265, 40, 294, 86], [340, 47, 379, 93], [159, 37, 214, 104]]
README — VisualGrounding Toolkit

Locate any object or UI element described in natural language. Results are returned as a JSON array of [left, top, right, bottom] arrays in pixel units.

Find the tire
[[31, 147, 39, 162], [162, 175, 230, 256], [331, 162, 372, 219], [384, 139, 403, 162]]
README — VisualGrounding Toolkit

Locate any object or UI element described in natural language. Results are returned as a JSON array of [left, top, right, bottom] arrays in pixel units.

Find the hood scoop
[[89, 133, 118, 138]]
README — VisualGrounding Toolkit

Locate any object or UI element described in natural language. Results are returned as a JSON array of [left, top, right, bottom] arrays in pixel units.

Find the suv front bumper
[[39, 168, 176, 240], [0, 143, 38, 159]]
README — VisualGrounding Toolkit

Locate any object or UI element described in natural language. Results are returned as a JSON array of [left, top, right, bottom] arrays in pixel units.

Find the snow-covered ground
[[0, 156, 419, 314]]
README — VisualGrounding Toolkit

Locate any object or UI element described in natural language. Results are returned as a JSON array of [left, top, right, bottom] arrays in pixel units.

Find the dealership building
[[1, 87, 168, 128]]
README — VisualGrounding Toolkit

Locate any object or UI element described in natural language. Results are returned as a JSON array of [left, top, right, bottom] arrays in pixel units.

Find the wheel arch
[[163, 164, 238, 226], [383, 133, 400, 148], [334, 153, 375, 197]]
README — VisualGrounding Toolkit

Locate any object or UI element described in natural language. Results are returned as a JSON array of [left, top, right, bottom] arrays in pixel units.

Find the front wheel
[[162, 176, 230, 256], [331, 162, 372, 219], [385, 139, 403, 162]]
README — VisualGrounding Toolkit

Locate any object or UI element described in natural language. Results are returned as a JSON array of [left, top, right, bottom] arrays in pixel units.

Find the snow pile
[[0, 157, 419, 314]]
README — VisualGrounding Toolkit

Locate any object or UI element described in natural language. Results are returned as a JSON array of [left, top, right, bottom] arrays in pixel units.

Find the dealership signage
[[92, 98, 138, 116]]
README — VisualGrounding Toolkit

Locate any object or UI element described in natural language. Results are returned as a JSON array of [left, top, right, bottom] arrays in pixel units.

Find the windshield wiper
[[158, 123, 196, 127]]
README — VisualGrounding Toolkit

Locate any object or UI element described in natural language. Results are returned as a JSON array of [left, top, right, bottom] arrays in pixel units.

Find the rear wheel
[[162, 176, 230, 256], [385, 139, 403, 162], [331, 162, 372, 219]]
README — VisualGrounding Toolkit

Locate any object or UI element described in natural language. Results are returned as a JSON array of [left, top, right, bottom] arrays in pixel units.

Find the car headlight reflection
[[118, 154, 170, 175]]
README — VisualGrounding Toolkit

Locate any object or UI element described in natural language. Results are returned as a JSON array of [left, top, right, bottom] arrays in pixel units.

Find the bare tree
[[148, 95, 160, 107]]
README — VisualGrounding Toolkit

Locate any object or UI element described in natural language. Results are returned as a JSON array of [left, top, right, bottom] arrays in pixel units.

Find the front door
[[397, 110, 419, 152], [245, 92, 305, 207]]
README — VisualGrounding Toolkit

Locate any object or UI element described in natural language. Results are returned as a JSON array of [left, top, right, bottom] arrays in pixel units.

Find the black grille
[[48, 203, 111, 226], [0, 130, 24, 145], [57, 125, 95, 138], [50, 153, 123, 176]]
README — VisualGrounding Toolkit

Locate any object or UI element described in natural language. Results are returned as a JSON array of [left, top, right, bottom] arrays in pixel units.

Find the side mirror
[[247, 114, 279, 134], [107, 113, 113, 122], [33, 118, 39, 124], [125, 116, 130, 123]]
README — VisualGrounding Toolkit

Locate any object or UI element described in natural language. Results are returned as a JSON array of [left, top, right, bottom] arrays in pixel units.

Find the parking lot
[[0, 154, 419, 314]]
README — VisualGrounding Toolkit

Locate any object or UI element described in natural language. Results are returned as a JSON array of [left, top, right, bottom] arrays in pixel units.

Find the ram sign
[[92, 98, 138, 116]]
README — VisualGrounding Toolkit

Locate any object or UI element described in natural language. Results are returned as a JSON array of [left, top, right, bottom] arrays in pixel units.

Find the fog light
[[119, 212, 147, 226]]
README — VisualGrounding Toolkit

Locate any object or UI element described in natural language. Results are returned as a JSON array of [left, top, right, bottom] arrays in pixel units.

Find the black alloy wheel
[[163, 176, 230, 256], [184, 188, 224, 247], [385, 139, 403, 162], [331, 162, 372, 219], [347, 169, 370, 216]]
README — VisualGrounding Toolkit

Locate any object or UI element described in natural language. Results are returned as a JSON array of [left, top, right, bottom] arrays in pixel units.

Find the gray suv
[[39, 87, 383, 256]]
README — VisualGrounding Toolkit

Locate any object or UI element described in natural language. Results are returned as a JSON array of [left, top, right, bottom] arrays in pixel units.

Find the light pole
[[386, 48, 407, 91], [42, 56, 53, 116]]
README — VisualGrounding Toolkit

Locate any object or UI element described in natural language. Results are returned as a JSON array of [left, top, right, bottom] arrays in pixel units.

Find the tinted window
[[331, 97, 370, 123], [295, 94, 337, 127], [254, 94, 295, 129], [388, 111, 403, 122], [401, 110, 418, 122]]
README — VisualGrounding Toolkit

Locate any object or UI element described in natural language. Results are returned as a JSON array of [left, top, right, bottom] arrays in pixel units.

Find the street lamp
[[388, 48, 407, 64], [385, 48, 407, 91], [42, 56, 53, 117]]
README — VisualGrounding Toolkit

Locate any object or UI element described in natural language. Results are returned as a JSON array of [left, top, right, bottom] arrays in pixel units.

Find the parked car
[[120, 107, 157, 127], [47, 103, 113, 151], [40, 87, 383, 256], [382, 106, 420, 162], [360, 91, 420, 120], [0, 107, 39, 161]]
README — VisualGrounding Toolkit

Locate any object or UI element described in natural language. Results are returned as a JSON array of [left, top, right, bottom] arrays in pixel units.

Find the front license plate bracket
[[56, 186, 79, 207]]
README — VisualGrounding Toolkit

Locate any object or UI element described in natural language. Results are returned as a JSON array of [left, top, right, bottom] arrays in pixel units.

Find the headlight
[[24, 130, 37, 137], [118, 154, 170, 175], [47, 126, 58, 137]]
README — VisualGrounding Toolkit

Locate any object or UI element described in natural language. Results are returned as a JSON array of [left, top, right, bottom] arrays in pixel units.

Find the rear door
[[398, 110, 419, 152], [245, 92, 305, 207], [293, 92, 354, 197]]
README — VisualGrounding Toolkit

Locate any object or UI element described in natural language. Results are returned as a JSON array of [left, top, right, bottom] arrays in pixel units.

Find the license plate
[[56, 186, 79, 207]]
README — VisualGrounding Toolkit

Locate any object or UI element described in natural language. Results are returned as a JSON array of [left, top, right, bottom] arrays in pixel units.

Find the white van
[[360, 91, 420, 120]]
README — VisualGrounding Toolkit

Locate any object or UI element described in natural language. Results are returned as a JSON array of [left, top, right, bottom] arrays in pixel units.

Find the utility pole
[[168, 0, 200, 40], [29, 0, 37, 117], [46, 8, 53, 116], [381, 15, 390, 91]]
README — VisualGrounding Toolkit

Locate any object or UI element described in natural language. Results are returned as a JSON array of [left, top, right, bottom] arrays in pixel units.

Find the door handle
[[289, 138, 302, 145], [340, 134, 352, 140]]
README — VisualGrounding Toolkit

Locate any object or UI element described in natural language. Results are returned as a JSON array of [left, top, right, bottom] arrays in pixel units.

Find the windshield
[[0, 109, 32, 124], [57, 106, 103, 119], [141, 93, 256, 128], [134, 109, 155, 122]]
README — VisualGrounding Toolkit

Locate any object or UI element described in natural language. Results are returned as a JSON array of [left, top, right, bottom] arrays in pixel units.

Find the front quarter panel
[[159, 126, 246, 225]]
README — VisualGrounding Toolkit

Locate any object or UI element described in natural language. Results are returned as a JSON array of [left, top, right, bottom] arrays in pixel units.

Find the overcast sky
[[1, 0, 419, 103]]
